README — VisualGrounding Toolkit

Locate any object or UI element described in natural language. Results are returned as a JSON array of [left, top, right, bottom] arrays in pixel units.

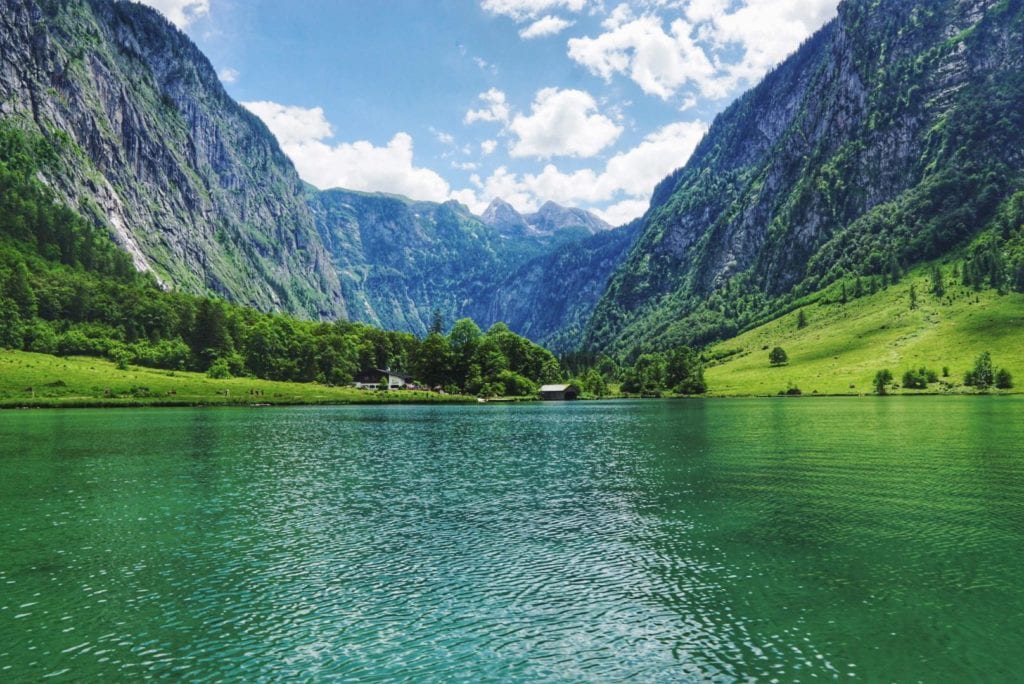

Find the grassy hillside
[[704, 269, 1023, 396], [0, 351, 473, 408]]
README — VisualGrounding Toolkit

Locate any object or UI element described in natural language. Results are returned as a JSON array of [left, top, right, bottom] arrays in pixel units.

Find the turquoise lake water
[[1, 398, 1022, 681]]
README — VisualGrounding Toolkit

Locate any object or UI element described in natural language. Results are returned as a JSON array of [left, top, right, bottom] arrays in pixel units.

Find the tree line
[[0, 123, 564, 396]]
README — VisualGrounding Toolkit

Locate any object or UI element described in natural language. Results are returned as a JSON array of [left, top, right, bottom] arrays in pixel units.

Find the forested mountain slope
[[0, 0, 346, 318], [584, 0, 1024, 355], [0, 0, 630, 342]]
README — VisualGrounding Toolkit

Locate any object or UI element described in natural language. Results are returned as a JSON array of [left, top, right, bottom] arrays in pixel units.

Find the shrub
[[769, 346, 788, 366], [874, 369, 893, 395], [902, 367, 938, 389], [206, 358, 232, 379], [995, 368, 1014, 389], [964, 352, 995, 389]]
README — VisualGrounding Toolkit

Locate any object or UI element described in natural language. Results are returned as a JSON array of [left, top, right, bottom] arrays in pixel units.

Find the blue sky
[[139, 0, 839, 225]]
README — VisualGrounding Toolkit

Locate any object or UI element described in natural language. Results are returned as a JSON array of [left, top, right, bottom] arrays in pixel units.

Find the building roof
[[540, 384, 574, 392]]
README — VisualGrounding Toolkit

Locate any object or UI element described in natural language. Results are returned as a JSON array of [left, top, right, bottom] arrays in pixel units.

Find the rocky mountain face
[[0, 0, 345, 318], [0, 0, 629, 344], [310, 188, 633, 345], [585, 0, 1024, 354], [481, 198, 611, 238]]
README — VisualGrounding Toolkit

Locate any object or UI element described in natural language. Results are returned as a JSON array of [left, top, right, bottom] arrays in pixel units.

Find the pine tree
[[930, 265, 945, 298]]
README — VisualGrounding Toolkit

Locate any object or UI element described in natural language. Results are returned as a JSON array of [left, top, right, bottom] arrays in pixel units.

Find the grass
[[704, 272, 1024, 397], [0, 351, 474, 408]]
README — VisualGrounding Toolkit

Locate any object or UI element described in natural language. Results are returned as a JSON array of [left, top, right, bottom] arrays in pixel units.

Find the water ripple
[[1, 398, 1022, 681]]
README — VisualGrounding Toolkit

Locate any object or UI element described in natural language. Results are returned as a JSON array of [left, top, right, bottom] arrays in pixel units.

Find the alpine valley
[[0, 0, 1022, 396]]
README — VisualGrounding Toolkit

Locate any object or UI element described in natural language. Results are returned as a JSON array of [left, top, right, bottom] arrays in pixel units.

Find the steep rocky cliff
[[0, 0, 345, 318], [585, 0, 1024, 354], [0, 0, 629, 340]]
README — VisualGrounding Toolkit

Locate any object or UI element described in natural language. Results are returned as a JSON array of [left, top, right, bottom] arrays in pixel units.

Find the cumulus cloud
[[217, 67, 239, 84], [243, 101, 452, 202], [570, 0, 839, 101], [481, 0, 587, 21], [519, 15, 575, 39], [508, 87, 622, 158], [464, 89, 511, 125], [568, 15, 720, 100], [457, 120, 708, 223], [481, 139, 498, 155], [135, 0, 210, 28]]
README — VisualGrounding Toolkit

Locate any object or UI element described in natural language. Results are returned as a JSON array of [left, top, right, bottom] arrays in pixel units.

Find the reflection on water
[[1, 398, 1022, 681]]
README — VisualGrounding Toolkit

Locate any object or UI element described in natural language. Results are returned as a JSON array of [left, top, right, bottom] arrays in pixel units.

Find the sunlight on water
[[1, 398, 1022, 680]]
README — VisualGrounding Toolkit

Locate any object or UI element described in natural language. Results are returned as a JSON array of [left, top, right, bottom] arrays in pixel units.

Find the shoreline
[[3, 390, 1018, 410]]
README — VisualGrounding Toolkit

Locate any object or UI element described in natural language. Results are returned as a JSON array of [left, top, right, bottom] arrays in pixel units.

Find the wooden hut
[[539, 384, 580, 400]]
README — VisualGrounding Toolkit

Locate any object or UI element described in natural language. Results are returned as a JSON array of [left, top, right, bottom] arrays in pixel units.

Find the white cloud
[[464, 88, 511, 125], [596, 198, 650, 226], [568, 15, 719, 100], [243, 101, 332, 146], [519, 15, 575, 39], [481, 139, 498, 155], [687, 0, 839, 84], [508, 87, 622, 158], [430, 127, 456, 145], [217, 67, 239, 84], [481, 0, 587, 21], [456, 120, 708, 223], [135, 0, 210, 28], [569, 1, 839, 101], [243, 101, 452, 202]]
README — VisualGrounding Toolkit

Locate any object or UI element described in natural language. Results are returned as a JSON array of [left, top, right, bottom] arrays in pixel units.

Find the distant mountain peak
[[481, 198, 611, 237], [481, 198, 530, 237], [527, 202, 611, 235]]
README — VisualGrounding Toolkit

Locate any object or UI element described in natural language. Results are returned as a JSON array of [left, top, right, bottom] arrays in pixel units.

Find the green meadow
[[705, 269, 1023, 396], [0, 351, 473, 408]]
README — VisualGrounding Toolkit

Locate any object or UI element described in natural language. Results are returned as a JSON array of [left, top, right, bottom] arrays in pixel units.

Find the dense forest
[[0, 124, 583, 398]]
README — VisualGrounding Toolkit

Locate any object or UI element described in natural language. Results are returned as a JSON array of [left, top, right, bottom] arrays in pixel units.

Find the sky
[[137, 0, 840, 226]]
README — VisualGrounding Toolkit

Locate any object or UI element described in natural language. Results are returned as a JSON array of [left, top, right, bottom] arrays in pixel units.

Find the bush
[[206, 358, 232, 379], [874, 369, 893, 395], [495, 370, 536, 397], [902, 367, 938, 389], [995, 368, 1014, 389], [964, 352, 995, 389]]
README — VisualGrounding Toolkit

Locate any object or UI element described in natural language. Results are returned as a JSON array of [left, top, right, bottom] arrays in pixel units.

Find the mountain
[[0, 0, 346, 318], [0, 0, 631, 344], [310, 187, 634, 345], [481, 198, 611, 238], [584, 0, 1024, 355], [526, 201, 611, 236]]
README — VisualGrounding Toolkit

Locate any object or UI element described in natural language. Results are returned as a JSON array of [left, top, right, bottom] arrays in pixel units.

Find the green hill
[[704, 268, 1023, 396]]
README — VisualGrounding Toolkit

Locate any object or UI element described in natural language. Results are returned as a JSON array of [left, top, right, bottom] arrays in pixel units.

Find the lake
[[1, 398, 1022, 681]]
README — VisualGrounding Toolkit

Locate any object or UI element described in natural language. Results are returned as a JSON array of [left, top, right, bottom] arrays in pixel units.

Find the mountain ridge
[[583, 0, 1024, 354]]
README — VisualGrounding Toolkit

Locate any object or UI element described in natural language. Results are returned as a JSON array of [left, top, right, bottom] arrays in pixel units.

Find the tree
[[874, 369, 893, 395], [965, 352, 995, 389], [769, 346, 788, 366], [930, 265, 945, 298], [429, 308, 444, 335], [666, 345, 707, 394], [190, 299, 233, 368], [413, 332, 452, 388], [995, 368, 1014, 390], [448, 318, 482, 388], [909, 283, 918, 310], [796, 309, 807, 329], [580, 368, 609, 397]]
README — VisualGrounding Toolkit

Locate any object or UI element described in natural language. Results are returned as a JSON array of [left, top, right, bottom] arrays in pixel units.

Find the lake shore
[[2, 350, 1017, 410]]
